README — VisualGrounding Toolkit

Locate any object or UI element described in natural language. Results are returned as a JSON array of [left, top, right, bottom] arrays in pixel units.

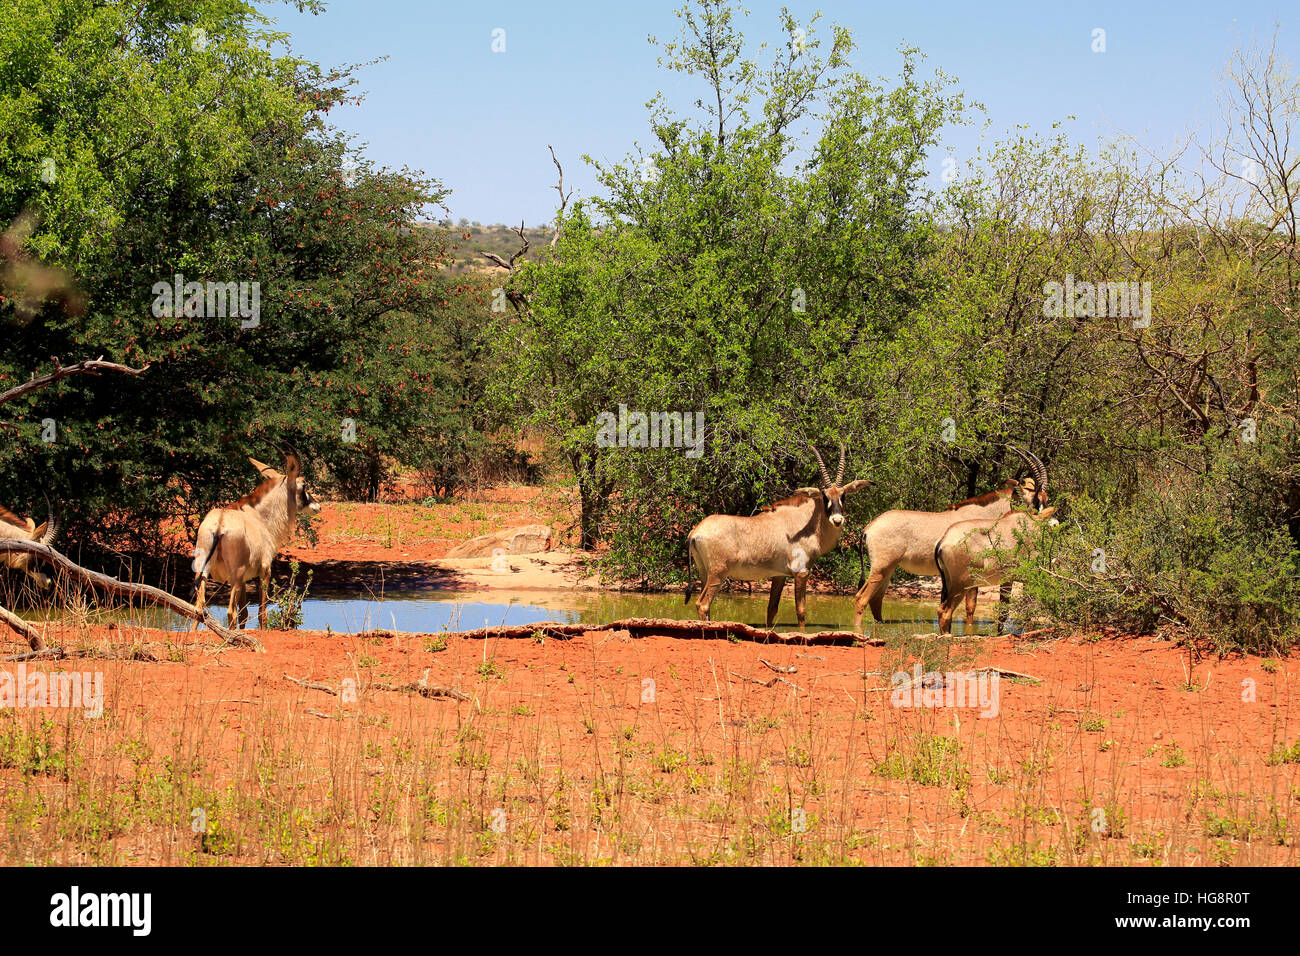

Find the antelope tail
[[193, 525, 223, 579], [856, 532, 866, 591], [684, 535, 696, 605], [935, 538, 949, 605]]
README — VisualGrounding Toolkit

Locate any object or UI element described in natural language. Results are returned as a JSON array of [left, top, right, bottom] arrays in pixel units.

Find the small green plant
[[874, 734, 969, 789], [1080, 713, 1108, 732], [423, 635, 448, 653], [477, 660, 505, 680], [1266, 741, 1300, 765], [1162, 742, 1187, 768], [267, 560, 313, 630]]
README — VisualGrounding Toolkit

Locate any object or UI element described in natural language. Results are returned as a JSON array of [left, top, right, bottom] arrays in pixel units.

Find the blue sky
[[268, 0, 1297, 226]]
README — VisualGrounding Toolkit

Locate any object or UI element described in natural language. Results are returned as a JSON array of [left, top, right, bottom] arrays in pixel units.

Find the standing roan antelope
[[934, 505, 1059, 635], [192, 454, 321, 630], [852, 447, 1048, 631], [685, 444, 870, 628], [0, 505, 57, 589]]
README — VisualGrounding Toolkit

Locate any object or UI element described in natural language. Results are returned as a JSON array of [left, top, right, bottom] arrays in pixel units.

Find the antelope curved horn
[[1028, 450, 1048, 494], [1010, 446, 1047, 494], [248, 457, 277, 478], [835, 442, 846, 486], [40, 492, 57, 545], [808, 444, 832, 487]]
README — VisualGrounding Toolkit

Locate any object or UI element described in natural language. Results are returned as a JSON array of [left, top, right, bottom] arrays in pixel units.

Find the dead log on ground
[[0, 539, 260, 651], [442, 617, 883, 647]]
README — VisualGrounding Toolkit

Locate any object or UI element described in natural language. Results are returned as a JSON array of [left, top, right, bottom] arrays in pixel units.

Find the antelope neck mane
[[230, 476, 281, 510], [767, 491, 820, 511], [945, 488, 1010, 510]]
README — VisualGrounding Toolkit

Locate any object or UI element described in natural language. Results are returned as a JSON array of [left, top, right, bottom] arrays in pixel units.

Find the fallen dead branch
[[757, 658, 797, 674], [0, 539, 259, 651], [284, 673, 339, 695], [285, 670, 471, 702], [729, 670, 805, 692], [367, 679, 472, 702], [975, 665, 1042, 684], [445, 617, 882, 647], [4, 645, 158, 663], [999, 627, 1058, 641], [0, 604, 44, 650]]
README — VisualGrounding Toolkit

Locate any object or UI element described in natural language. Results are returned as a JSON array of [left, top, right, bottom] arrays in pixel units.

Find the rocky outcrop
[[445, 524, 554, 559]]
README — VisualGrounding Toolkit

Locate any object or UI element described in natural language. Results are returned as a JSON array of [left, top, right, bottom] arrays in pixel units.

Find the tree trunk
[[575, 451, 602, 551]]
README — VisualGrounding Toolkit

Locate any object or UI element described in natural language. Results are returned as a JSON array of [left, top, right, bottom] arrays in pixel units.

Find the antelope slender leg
[[964, 587, 978, 633], [765, 576, 786, 628], [997, 581, 1012, 633], [696, 577, 724, 622], [191, 579, 207, 632], [938, 591, 962, 635], [258, 577, 269, 630], [793, 572, 809, 628], [857, 562, 895, 625]]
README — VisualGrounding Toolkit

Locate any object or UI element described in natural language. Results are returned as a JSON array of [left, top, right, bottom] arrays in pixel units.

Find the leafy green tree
[[0, 0, 459, 555], [494, 1, 968, 573]]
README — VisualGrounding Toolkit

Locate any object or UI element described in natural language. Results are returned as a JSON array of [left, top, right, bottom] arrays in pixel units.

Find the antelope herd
[[688, 444, 1057, 635], [3, 443, 1055, 636]]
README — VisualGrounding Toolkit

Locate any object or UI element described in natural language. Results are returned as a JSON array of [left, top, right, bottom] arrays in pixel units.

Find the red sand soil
[[1, 618, 1295, 865], [2, 484, 1296, 865]]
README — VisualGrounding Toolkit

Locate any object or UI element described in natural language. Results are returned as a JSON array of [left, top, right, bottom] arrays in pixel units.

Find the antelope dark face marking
[[296, 477, 321, 515]]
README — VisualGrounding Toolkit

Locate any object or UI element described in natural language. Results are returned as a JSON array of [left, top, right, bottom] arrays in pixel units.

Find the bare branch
[[0, 356, 150, 408], [479, 221, 530, 273], [548, 145, 573, 248]]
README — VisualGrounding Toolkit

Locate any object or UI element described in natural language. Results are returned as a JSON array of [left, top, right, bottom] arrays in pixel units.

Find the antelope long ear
[[283, 454, 302, 482], [249, 457, 279, 479], [840, 479, 871, 494], [1038, 507, 1058, 520], [793, 486, 822, 497], [32, 521, 47, 539]]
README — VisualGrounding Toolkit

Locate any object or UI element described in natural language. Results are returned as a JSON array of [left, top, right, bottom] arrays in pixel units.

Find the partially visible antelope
[[192, 454, 321, 630], [934, 505, 1059, 634], [852, 447, 1048, 631], [685, 444, 870, 628], [0, 504, 57, 589]]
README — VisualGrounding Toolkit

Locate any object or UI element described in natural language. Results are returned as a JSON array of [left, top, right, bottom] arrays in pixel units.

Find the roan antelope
[[192, 454, 321, 630], [934, 505, 1059, 634], [0, 505, 57, 589], [852, 447, 1048, 631], [685, 444, 870, 628]]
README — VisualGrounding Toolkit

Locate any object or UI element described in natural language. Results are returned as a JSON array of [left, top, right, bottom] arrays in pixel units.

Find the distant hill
[[418, 221, 553, 274]]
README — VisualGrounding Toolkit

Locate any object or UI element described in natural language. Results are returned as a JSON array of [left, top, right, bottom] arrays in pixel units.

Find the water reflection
[[20, 586, 1000, 637]]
